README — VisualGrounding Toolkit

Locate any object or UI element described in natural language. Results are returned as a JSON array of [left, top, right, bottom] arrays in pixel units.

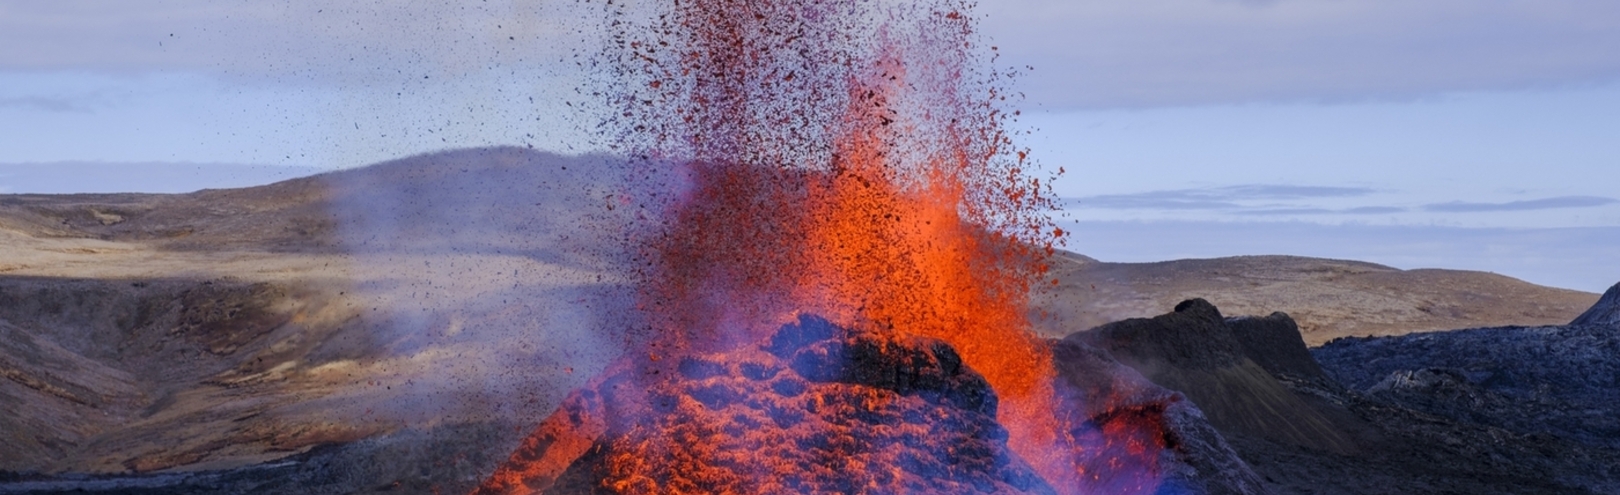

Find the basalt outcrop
[[1076, 297, 1620, 494], [1570, 281, 1620, 327], [1316, 281, 1620, 474], [1070, 300, 1364, 456]]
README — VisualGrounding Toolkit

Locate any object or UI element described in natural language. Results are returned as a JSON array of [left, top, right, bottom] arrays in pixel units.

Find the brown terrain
[[0, 147, 1599, 480], [1032, 251, 1597, 345]]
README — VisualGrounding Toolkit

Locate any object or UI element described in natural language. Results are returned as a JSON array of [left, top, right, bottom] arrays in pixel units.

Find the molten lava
[[477, 0, 1175, 493], [474, 316, 1054, 494]]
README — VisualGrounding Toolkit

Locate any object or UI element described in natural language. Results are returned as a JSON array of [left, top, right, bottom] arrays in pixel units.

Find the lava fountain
[[475, 0, 1169, 493]]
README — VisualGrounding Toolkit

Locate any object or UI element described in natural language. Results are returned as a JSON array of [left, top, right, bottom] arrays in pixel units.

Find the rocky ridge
[[1076, 295, 1620, 494], [1316, 298, 1620, 456], [1571, 282, 1620, 326]]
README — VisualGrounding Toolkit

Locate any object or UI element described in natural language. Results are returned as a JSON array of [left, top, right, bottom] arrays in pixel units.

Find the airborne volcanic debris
[[575, 0, 1096, 491]]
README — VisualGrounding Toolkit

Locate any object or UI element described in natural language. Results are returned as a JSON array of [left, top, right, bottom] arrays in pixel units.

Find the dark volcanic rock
[[1225, 312, 1330, 386], [1082, 299, 1242, 370], [474, 314, 1055, 495], [481, 315, 1275, 494], [1316, 322, 1620, 453], [4, 313, 1276, 495], [1571, 281, 1620, 326], [1047, 339, 1270, 495], [1077, 299, 1620, 495], [1312, 320, 1620, 494], [766, 315, 996, 415], [1072, 299, 1362, 456]]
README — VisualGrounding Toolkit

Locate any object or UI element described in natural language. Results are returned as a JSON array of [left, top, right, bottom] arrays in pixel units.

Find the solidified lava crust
[[472, 315, 1056, 495]]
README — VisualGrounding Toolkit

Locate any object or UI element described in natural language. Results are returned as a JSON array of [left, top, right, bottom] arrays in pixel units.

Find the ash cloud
[[315, 148, 683, 423]]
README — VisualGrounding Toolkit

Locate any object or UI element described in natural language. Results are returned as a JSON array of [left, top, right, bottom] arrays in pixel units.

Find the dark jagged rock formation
[[1317, 314, 1620, 455], [1075, 299, 1620, 494], [1313, 319, 1620, 494], [1225, 312, 1328, 386], [474, 315, 1055, 495], [1571, 281, 1620, 326], [1070, 299, 1362, 456], [1047, 339, 1270, 495]]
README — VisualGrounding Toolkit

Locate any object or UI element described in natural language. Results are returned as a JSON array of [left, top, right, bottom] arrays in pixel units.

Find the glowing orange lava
[[474, 0, 1169, 493]]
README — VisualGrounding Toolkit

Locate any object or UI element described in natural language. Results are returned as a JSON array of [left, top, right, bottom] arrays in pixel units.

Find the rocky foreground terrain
[[475, 315, 1063, 495], [1316, 283, 1620, 458], [1078, 292, 1620, 494], [0, 147, 1610, 493]]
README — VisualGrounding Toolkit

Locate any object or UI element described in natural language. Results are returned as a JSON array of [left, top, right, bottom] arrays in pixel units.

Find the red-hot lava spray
[[477, 1, 1169, 493]]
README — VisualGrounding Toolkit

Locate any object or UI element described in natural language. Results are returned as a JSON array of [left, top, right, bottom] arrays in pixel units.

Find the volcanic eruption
[[474, 1, 1192, 493]]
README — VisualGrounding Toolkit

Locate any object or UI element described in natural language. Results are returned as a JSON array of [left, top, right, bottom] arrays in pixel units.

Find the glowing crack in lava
[[476, 315, 1057, 494], [477, 0, 1169, 493]]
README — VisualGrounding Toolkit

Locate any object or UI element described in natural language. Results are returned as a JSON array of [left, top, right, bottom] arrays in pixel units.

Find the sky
[[1, 0, 1617, 291]]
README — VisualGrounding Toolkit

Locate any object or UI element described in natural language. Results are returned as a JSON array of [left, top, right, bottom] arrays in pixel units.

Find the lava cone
[[473, 314, 1054, 494]]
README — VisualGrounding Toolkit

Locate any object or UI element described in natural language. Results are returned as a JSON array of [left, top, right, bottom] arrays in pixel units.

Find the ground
[[0, 147, 1598, 480]]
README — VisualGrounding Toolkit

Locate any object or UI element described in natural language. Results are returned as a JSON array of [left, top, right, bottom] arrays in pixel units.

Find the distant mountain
[[2, 148, 1596, 345], [1032, 252, 1598, 345]]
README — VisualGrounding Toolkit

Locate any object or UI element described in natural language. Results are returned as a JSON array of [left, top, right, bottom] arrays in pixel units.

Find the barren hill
[[1032, 251, 1598, 345], [0, 148, 642, 480], [0, 147, 1599, 482]]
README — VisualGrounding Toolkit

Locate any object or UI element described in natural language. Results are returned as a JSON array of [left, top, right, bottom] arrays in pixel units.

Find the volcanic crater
[[476, 314, 1051, 494]]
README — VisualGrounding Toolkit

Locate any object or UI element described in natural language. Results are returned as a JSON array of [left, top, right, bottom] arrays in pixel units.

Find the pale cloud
[[1068, 184, 1377, 210], [1424, 196, 1619, 213], [6, 1, 1618, 109], [1058, 184, 1620, 225], [978, 0, 1620, 108], [0, 1, 603, 167], [0, 96, 89, 112], [0, 0, 587, 83], [1239, 206, 1406, 216]]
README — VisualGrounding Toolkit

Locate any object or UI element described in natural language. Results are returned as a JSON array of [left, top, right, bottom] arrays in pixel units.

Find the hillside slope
[[1033, 251, 1597, 345], [0, 147, 1599, 480]]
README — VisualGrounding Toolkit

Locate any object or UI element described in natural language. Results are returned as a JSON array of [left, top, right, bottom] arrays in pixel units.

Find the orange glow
[[474, 0, 1169, 493]]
